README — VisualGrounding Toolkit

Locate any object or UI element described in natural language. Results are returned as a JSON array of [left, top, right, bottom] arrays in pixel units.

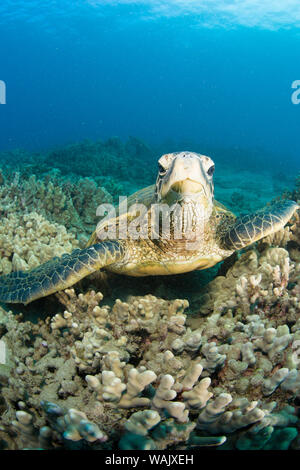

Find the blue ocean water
[[0, 1, 299, 176]]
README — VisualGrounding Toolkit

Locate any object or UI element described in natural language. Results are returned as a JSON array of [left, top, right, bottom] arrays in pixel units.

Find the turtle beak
[[171, 179, 204, 195]]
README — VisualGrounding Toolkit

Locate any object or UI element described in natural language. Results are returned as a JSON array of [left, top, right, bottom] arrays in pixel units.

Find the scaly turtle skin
[[0, 151, 298, 304]]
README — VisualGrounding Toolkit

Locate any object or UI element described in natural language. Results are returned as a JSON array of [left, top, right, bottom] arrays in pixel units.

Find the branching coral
[[0, 212, 79, 274], [199, 246, 297, 320], [1, 275, 299, 450], [0, 172, 114, 243]]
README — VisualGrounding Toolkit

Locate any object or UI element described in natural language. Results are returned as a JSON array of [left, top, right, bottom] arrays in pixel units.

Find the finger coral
[[0, 274, 299, 450], [0, 212, 79, 275]]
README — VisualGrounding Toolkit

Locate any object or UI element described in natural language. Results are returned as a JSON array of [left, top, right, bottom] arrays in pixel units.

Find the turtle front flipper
[[221, 200, 299, 250], [0, 241, 125, 304]]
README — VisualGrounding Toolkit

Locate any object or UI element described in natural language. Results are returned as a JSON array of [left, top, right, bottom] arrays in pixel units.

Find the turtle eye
[[158, 163, 166, 174], [207, 165, 215, 177]]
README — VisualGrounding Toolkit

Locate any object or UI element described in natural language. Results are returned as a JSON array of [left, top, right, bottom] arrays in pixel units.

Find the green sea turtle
[[0, 151, 298, 304]]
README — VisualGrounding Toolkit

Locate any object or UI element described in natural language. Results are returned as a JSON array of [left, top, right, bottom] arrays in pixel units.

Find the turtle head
[[155, 151, 215, 211]]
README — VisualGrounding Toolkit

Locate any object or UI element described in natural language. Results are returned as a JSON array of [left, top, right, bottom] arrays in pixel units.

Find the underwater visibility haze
[[0, 0, 300, 453]]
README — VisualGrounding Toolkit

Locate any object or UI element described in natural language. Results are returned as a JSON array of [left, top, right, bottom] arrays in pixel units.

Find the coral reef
[[0, 212, 79, 275], [0, 145, 299, 451], [43, 137, 155, 186], [0, 137, 159, 246], [198, 246, 298, 319], [0, 137, 155, 193], [0, 246, 300, 450], [0, 173, 114, 243]]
